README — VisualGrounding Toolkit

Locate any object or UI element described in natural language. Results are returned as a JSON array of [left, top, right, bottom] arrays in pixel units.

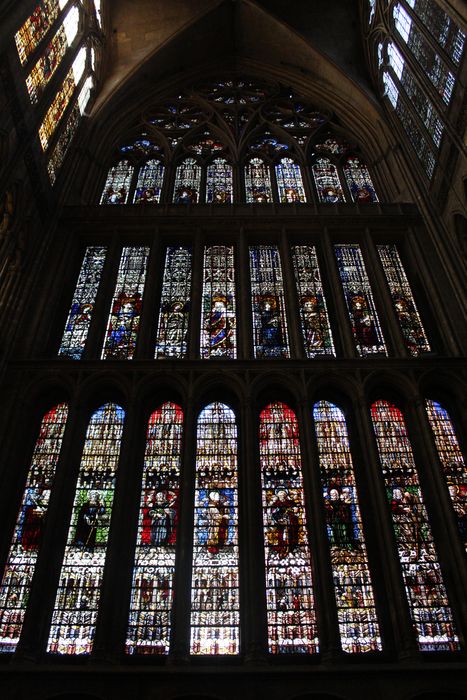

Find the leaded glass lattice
[[133, 160, 164, 204], [100, 161, 134, 205], [59, 246, 107, 359], [249, 246, 289, 358], [102, 247, 149, 360], [409, 0, 465, 65], [343, 157, 379, 203], [206, 159, 233, 204], [38, 65, 76, 151], [126, 403, 183, 654], [155, 246, 192, 359], [200, 246, 236, 359], [291, 245, 334, 357], [0, 404, 68, 653], [335, 245, 386, 356], [190, 403, 239, 655], [275, 158, 306, 203], [173, 158, 201, 203], [244, 158, 273, 203], [312, 158, 346, 203], [313, 401, 381, 653], [377, 244, 430, 356], [47, 403, 125, 655], [260, 402, 318, 654], [15, 0, 62, 66], [26, 20, 69, 104], [425, 400, 467, 552], [371, 400, 459, 651], [47, 101, 80, 184]]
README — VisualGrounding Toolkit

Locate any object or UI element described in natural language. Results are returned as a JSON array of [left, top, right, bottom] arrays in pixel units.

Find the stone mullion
[[134, 229, 160, 359], [297, 396, 342, 660], [187, 232, 203, 360], [169, 379, 196, 661], [15, 399, 88, 659], [280, 227, 304, 359]]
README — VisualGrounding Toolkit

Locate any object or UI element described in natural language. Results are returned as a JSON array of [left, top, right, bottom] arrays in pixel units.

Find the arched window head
[[312, 158, 346, 203], [244, 157, 272, 203], [133, 159, 164, 204], [343, 156, 378, 203], [190, 402, 239, 655], [173, 158, 201, 204], [275, 158, 306, 203], [100, 160, 133, 205], [206, 158, 233, 204]]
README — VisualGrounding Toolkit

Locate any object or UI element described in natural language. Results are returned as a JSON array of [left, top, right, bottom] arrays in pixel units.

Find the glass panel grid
[[155, 246, 192, 359], [371, 401, 459, 651], [200, 246, 236, 359]]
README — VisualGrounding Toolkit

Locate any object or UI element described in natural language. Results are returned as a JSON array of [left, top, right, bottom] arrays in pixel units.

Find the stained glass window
[[100, 161, 134, 205], [312, 158, 346, 203], [291, 245, 334, 357], [249, 246, 289, 358], [190, 403, 239, 655], [206, 159, 233, 204], [38, 65, 76, 151], [370, 400, 459, 651], [313, 401, 381, 653], [155, 246, 192, 359], [377, 244, 430, 356], [126, 403, 183, 654], [200, 246, 236, 359], [259, 402, 318, 654], [275, 158, 306, 203], [343, 157, 379, 203], [102, 247, 149, 360], [133, 160, 164, 204], [409, 0, 465, 65], [0, 404, 68, 653], [47, 403, 125, 655], [425, 400, 467, 551], [244, 158, 273, 203], [335, 245, 386, 356], [77, 75, 93, 114], [173, 158, 201, 204], [59, 246, 107, 359], [47, 101, 80, 184], [15, 0, 63, 66]]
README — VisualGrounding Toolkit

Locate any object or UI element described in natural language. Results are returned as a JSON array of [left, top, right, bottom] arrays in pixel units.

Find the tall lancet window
[[377, 244, 430, 356], [173, 158, 201, 203], [155, 246, 192, 359], [126, 403, 183, 655], [47, 403, 125, 655], [249, 246, 289, 358], [312, 158, 346, 203], [275, 158, 306, 203], [425, 400, 467, 552], [206, 159, 233, 203], [259, 402, 318, 654], [15, 0, 63, 65], [0, 404, 68, 653], [370, 400, 459, 651], [244, 158, 273, 203], [343, 157, 379, 203], [291, 245, 335, 357], [102, 247, 150, 360], [59, 246, 107, 359], [100, 161, 134, 205], [313, 401, 381, 653], [335, 244, 386, 356], [200, 246, 236, 359], [190, 403, 239, 655], [133, 160, 165, 204]]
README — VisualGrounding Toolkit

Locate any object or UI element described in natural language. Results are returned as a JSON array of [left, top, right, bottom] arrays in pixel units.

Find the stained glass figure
[[314, 136, 351, 157], [370, 400, 459, 651], [100, 161, 134, 205], [59, 247, 107, 359], [313, 401, 381, 653], [312, 158, 346, 203], [275, 158, 306, 203], [200, 246, 236, 359], [47, 403, 125, 655], [343, 157, 379, 204], [38, 65, 76, 151], [133, 160, 164, 204], [47, 102, 80, 184], [173, 158, 201, 204], [206, 159, 233, 204], [15, 0, 62, 66], [377, 245, 430, 356], [244, 158, 273, 203], [0, 404, 68, 653], [249, 246, 290, 358], [126, 403, 183, 655], [190, 403, 239, 655], [187, 133, 225, 157], [259, 402, 318, 654], [155, 246, 192, 359], [425, 400, 467, 551], [335, 245, 386, 356], [102, 247, 149, 360], [291, 245, 334, 357]]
